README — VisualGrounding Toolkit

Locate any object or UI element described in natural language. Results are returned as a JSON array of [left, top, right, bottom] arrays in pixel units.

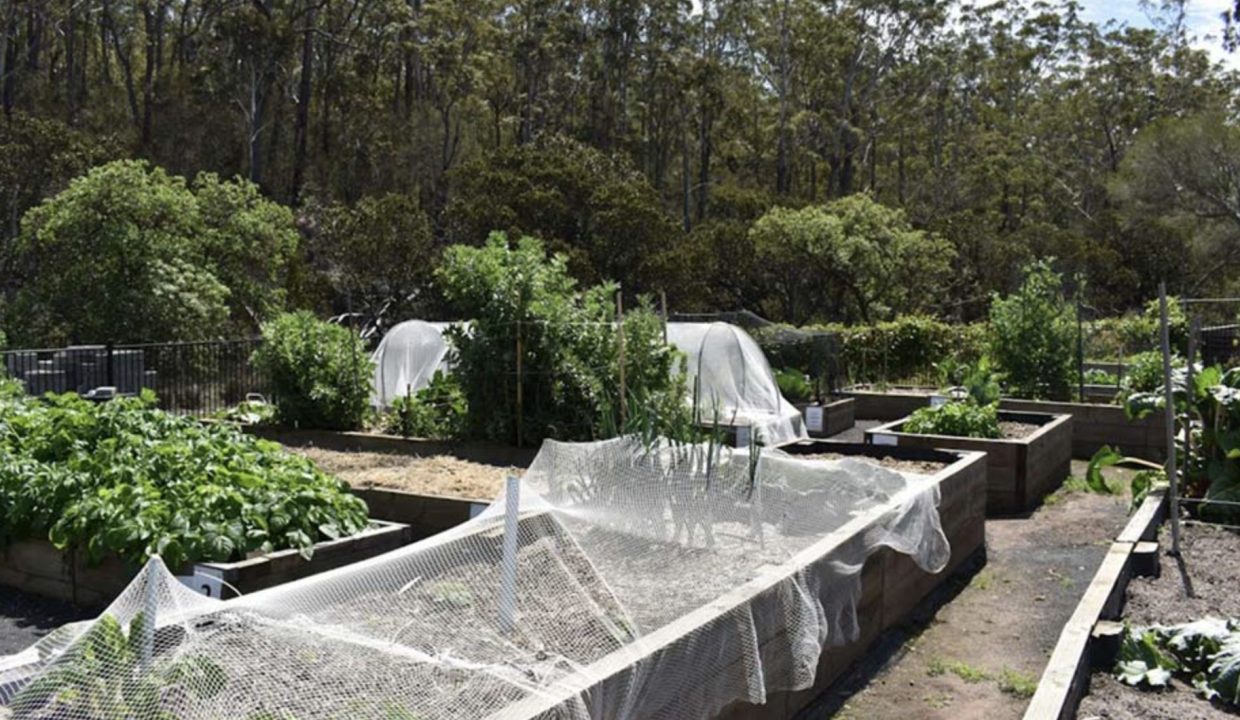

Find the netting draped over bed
[[666, 321, 808, 447], [0, 437, 948, 720], [370, 320, 455, 408]]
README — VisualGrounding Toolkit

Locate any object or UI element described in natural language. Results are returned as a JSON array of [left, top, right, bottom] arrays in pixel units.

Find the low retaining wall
[[352, 486, 489, 540], [999, 398, 1165, 462], [0, 521, 413, 605], [1022, 491, 1168, 720], [243, 426, 539, 467], [865, 411, 1073, 515]]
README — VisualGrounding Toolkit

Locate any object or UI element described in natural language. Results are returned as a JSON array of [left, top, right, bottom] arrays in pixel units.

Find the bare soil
[[802, 460, 1132, 720], [289, 446, 516, 500], [795, 452, 948, 475], [999, 420, 1041, 439], [1076, 522, 1240, 720]]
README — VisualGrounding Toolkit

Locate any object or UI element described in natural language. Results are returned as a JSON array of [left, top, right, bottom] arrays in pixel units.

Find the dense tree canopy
[[8, 160, 297, 344], [0, 0, 1238, 343]]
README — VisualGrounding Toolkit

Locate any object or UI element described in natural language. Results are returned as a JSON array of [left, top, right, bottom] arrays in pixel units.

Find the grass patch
[[998, 667, 1038, 698], [970, 569, 995, 591], [927, 657, 991, 683]]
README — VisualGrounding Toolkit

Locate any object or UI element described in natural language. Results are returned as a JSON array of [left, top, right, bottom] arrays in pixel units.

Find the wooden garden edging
[[352, 486, 489, 539], [242, 425, 539, 467], [795, 397, 856, 438], [1021, 489, 1168, 720]]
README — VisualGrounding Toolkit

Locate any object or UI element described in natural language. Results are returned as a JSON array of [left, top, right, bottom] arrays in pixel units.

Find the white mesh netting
[[0, 437, 948, 720], [666, 322, 808, 447], [371, 320, 455, 408]]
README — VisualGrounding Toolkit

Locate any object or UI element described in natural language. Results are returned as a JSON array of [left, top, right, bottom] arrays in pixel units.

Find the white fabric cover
[[666, 321, 808, 447], [371, 320, 453, 408], [0, 437, 948, 720]]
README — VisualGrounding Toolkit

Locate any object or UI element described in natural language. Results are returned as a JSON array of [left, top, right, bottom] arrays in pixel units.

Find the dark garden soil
[[1076, 522, 1240, 720], [795, 452, 948, 475], [799, 460, 1133, 720]]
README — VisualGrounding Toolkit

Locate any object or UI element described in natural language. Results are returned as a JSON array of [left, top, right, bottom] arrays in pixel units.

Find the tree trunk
[[291, 1, 315, 203]]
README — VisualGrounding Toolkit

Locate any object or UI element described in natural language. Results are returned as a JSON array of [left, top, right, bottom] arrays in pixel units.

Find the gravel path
[[0, 585, 93, 656], [797, 460, 1133, 720]]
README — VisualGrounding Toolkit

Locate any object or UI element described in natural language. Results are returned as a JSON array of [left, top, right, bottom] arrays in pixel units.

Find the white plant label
[[929, 395, 948, 408], [872, 433, 898, 447], [805, 406, 825, 433]]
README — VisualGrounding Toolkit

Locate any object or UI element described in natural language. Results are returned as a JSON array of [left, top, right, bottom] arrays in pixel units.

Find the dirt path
[[798, 461, 1133, 720]]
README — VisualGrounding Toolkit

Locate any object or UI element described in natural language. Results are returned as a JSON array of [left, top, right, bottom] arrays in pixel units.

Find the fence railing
[[1, 338, 269, 417]]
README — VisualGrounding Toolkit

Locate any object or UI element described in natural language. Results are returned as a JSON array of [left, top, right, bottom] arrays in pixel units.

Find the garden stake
[[1159, 283, 1182, 558], [499, 474, 520, 635]]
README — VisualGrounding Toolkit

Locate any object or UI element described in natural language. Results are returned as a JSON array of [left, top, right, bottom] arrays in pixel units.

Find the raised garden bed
[[352, 486, 488, 539], [795, 397, 856, 438], [0, 521, 413, 605], [840, 384, 937, 421], [865, 410, 1073, 515], [1000, 397, 1166, 462], [843, 386, 1167, 461], [243, 425, 540, 468]]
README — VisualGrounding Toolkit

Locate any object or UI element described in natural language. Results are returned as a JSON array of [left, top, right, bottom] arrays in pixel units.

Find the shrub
[[774, 368, 814, 403], [1120, 350, 1181, 398], [755, 316, 986, 388], [383, 371, 467, 440], [0, 391, 369, 568], [437, 233, 688, 444], [904, 401, 1001, 439], [253, 311, 373, 430], [989, 260, 1077, 400]]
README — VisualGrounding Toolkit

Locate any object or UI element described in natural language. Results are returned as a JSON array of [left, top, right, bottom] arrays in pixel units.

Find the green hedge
[[754, 315, 986, 388]]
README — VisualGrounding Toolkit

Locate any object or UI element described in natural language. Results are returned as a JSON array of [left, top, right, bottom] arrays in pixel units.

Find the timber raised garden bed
[[1, 443, 986, 720], [864, 410, 1073, 515], [795, 397, 856, 438], [844, 385, 1165, 462], [0, 521, 413, 605]]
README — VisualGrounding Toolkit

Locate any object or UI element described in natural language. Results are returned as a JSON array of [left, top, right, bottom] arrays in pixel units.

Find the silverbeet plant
[[0, 389, 369, 569], [1117, 618, 1240, 706]]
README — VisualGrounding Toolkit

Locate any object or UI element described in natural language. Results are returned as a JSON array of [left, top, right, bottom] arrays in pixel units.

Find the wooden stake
[[661, 290, 668, 344], [1159, 282, 1181, 557], [515, 319, 523, 448], [617, 289, 627, 425]]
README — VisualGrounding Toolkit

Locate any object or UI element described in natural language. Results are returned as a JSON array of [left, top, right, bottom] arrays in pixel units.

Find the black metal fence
[[1201, 325, 1240, 368], [1, 338, 269, 417]]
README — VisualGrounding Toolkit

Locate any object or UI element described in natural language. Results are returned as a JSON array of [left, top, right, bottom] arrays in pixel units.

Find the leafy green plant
[[1124, 365, 1240, 520], [437, 233, 687, 444], [988, 260, 1077, 400], [903, 401, 1001, 439], [1085, 368, 1119, 385], [1083, 446, 1166, 508], [383, 371, 467, 440], [774, 368, 813, 403], [1115, 618, 1240, 706], [1120, 350, 1182, 399], [939, 354, 1002, 405], [252, 311, 373, 430], [0, 391, 369, 568], [11, 612, 226, 718], [215, 398, 276, 425]]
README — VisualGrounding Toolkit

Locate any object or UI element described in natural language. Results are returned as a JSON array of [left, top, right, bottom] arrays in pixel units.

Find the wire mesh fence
[[1, 338, 269, 417]]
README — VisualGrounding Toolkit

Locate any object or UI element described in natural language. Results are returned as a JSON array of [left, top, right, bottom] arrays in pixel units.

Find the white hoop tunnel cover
[[371, 320, 455, 408], [666, 322, 808, 447], [0, 437, 948, 720]]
